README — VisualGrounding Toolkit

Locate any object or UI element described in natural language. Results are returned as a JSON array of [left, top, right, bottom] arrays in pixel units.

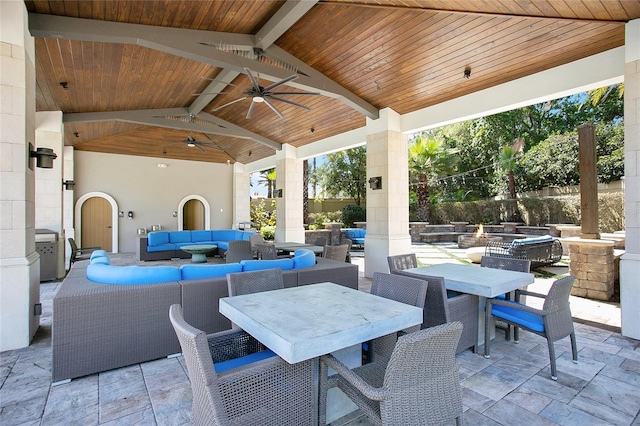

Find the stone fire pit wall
[[565, 238, 616, 301]]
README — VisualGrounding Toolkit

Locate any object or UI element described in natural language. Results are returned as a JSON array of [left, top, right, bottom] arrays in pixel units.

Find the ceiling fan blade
[[244, 67, 261, 91], [269, 90, 320, 96], [246, 100, 257, 119], [263, 97, 285, 118], [194, 144, 206, 153], [263, 74, 298, 92], [269, 96, 312, 110], [192, 91, 239, 96], [212, 96, 248, 112]]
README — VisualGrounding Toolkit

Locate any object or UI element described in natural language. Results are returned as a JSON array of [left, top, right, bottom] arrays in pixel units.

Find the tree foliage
[[316, 146, 367, 205]]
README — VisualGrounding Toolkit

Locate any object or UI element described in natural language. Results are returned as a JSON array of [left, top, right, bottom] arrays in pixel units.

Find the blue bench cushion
[[90, 250, 109, 260], [148, 243, 176, 252], [148, 231, 169, 246], [214, 349, 277, 373], [292, 249, 316, 269], [180, 263, 242, 280], [491, 303, 545, 332], [87, 264, 181, 284], [190, 230, 212, 242], [169, 231, 192, 243], [511, 235, 553, 246], [240, 258, 294, 271]]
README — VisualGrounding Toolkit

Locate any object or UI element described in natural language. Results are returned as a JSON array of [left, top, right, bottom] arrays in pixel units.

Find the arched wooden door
[[81, 197, 113, 251], [183, 199, 205, 230]]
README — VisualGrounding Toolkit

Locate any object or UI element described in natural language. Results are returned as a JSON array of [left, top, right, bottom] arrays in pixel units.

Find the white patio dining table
[[219, 282, 423, 424], [403, 263, 535, 344]]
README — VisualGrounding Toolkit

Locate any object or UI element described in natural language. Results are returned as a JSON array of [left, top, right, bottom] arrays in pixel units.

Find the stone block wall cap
[[450, 221, 469, 224], [563, 237, 615, 245], [501, 222, 523, 225], [556, 225, 581, 230], [409, 222, 429, 225]]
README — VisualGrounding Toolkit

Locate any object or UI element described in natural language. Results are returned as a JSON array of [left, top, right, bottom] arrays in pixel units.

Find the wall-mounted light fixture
[[127, 211, 134, 219], [274, 189, 283, 198], [172, 211, 178, 217], [368, 176, 382, 190], [62, 180, 76, 190], [29, 143, 57, 169], [463, 67, 471, 79], [118, 211, 125, 218], [59, 81, 69, 90]]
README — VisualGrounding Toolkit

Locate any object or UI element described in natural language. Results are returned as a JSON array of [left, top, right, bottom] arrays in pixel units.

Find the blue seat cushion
[[180, 263, 242, 280], [240, 258, 294, 271], [214, 349, 277, 373], [87, 264, 181, 284], [215, 241, 229, 251], [147, 243, 176, 252], [491, 303, 545, 332]]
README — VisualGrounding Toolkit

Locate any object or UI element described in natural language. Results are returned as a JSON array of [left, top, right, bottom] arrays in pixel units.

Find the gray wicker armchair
[[363, 272, 428, 363], [225, 240, 253, 263], [255, 243, 289, 260], [484, 276, 578, 380], [319, 322, 464, 426], [392, 270, 478, 354], [322, 243, 349, 262], [169, 304, 315, 426], [386, 253, 418, 272], [227, 268, 285, 297]]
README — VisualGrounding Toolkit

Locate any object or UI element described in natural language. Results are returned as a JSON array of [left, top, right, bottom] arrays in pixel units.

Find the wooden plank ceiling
[[25, 0, 640, 165]]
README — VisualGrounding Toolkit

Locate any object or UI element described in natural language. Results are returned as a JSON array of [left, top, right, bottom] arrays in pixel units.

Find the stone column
[[621, 19, 640, 339], [0, 1, 40, 351], [231, 162, 251, 229], [35, 111, 65, 278], [578, 124, 600, 239], [565, 238, 616, 301], [365, 108, 411, 278], [275, 144, 305, 243]]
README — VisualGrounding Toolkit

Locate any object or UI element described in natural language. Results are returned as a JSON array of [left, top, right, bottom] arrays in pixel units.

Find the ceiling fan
[[199, 67, 320, 119], [178, 135, 224, 153]]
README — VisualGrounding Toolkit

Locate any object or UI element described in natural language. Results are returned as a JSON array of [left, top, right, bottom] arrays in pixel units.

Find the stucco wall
[[74, 151, 234, 253]]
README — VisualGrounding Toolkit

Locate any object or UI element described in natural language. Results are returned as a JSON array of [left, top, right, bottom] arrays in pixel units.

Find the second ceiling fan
[[206, 67, 321, 119]]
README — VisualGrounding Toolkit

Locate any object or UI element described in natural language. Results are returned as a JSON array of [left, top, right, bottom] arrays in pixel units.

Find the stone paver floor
[[1, 243, 638, 425]]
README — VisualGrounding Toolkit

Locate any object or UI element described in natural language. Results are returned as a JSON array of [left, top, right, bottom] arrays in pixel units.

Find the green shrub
[[260, 225, 275, 241], [308, 211, 342, 230], [342, 204, 366, 227], [250, 199, 276, 230]]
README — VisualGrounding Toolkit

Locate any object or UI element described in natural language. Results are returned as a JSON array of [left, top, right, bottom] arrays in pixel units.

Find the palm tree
[[499, 139, 524, 221], [409, 136, 455, 222], [257, 168, 276, 198]]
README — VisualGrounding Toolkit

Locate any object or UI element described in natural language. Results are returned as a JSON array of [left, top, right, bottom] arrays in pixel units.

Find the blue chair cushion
[[214, 349, 277, 373], [87, 264, 181, 284], [240, 258, 294, 271], [147, 231, 169, 246], [292, 249, 316, 269], [491, 303, 545, 332], [180, 263, 242, 280]]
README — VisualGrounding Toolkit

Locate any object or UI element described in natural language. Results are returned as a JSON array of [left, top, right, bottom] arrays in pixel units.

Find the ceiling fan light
[[187, 142, 196, 147], [253, 96, 264, 103]]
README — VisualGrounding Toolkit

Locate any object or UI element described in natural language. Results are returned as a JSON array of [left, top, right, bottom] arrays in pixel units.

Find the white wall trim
[[177, 195, 211, 230], [74, 192, 119, 253]]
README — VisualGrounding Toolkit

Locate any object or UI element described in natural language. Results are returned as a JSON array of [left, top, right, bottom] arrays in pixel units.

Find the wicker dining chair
[[319, 322, 464, 426], [480, 256, 531, 340], [322, 243, 349, 262], [68, 237, 101, 263], [386, 253, 418, 272], [225, 240, 253, 263], [363, 272, 428, 363], [169, 304, 314, 426], [255, 243, 289, 260], [249, 234, 265, 258], [227, 268, 285, 297], [484, 276, 578, 380]]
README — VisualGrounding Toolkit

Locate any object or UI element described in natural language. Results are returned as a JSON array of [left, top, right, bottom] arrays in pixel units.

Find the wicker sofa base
[[53, 258, 358, 382]]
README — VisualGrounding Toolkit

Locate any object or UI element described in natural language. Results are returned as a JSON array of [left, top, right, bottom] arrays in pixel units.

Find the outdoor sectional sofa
[[52, 249, 358, 383], [343, 228, 366, 247], [136, 229, 255, 261]]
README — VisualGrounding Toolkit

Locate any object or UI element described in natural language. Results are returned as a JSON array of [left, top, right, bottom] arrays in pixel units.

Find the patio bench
[[485, 235, 563, 268]]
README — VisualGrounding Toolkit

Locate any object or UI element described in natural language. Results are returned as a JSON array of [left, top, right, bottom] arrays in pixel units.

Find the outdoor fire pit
[[458, 224, 503, 249]]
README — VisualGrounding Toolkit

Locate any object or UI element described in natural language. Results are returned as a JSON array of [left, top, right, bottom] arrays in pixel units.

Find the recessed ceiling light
[[157, 163, 168, 168]]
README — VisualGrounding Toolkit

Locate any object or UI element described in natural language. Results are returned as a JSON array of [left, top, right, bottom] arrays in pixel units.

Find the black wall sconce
[[29, 143, 57, 169], [274, 189, 283, 198], [127, 211, 134, 219], [368, 176, 382, 190], [62, 180, 75, 190]]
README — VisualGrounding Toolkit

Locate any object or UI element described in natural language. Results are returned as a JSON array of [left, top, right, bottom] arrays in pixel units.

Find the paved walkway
[[1, 244, 637, 425]]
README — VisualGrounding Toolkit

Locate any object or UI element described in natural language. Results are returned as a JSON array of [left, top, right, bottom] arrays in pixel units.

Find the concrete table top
[[404, 263, 534, 298], [219, 282, 423, 364]]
